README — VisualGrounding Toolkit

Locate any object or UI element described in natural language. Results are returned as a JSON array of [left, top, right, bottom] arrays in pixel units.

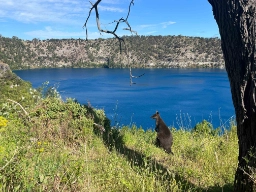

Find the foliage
[[0, 71, 41, 119], [192, 119, 220, 136], [0, 73, 239, 191], [37, 81, 61, 99]]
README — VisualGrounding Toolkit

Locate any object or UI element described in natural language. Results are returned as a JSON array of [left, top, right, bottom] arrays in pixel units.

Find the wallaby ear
[[156, 111, 159, 115]]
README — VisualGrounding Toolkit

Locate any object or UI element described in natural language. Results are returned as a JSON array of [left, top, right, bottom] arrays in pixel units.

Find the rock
[[0, 62, 11, 78]]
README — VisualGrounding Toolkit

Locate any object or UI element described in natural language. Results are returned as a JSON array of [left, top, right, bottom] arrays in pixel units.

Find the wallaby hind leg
[[165, 147, 174, 155]]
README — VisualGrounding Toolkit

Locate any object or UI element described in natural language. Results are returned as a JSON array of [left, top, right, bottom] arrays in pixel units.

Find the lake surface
[[14, 68, 235, 130]]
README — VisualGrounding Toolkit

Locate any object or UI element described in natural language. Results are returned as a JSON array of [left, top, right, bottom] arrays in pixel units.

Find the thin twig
[[0, 148, 19, 172], [239, 166, 256, 184], [7, 99, 29, 116], [93, 122, 105, 132]]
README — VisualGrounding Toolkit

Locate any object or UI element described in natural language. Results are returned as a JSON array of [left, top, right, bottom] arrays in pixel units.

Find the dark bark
[[208, 0, 256, 191]]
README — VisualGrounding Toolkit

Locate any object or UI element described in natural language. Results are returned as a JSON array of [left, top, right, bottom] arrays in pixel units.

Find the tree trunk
[[208, 0, 256, 191]]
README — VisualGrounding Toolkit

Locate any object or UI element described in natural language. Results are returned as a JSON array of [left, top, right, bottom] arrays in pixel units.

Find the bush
[[192, 120, 220, 136]]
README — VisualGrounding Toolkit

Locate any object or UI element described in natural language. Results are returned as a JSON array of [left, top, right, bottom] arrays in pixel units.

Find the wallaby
[[151, 111, 173, 154]]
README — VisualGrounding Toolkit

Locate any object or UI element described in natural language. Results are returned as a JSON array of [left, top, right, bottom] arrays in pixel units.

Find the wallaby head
[[151, 111, 161, 130], [151, 111, 160, 119]]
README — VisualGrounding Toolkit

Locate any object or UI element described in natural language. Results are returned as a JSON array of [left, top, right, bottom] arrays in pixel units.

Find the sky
[[0, 0, 220, 40]]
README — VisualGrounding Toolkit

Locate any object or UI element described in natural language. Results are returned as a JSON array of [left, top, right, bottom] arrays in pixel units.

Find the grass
[[0, 71, 238, 191]]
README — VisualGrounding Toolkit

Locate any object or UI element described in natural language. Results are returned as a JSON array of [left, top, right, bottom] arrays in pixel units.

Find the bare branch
[[123, 0, 137, 35], [84, 0, 144, 85], [239, 166, 256, 184], [126, 0, 134, 20], [129, 67, 145, 85], [84, 0, 101, 40], [83, 0, 136, 53]]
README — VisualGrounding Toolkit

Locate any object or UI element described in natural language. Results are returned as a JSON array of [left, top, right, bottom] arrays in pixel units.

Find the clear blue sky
[[0, 0, 220, 40]]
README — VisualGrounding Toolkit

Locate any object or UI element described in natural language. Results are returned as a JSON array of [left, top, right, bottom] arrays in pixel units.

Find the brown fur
[[151, 111, 173, 154]]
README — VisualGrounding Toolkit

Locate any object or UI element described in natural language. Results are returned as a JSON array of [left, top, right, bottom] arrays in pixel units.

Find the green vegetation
[[0, 70, 239, 191], [0, 35, 224, 70]]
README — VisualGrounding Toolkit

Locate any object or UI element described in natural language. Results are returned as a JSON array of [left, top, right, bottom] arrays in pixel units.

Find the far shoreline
[[12, 62, 225, 71]]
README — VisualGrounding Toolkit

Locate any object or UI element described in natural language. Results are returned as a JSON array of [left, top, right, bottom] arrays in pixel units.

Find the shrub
[[192, 120, 220, 136]]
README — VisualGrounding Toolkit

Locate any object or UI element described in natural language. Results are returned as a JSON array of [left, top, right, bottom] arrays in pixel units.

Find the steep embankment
[[0, 35, 224, 70]]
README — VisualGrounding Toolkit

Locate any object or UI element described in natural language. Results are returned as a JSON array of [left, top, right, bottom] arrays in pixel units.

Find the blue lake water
[[14, 68, 235, 130]]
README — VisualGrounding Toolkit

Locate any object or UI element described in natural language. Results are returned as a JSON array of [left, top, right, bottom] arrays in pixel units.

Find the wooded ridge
[[0, 35, 225, 70]]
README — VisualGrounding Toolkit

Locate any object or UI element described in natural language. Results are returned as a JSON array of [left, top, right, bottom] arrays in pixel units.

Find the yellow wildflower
[[0, 116, 8, 128]]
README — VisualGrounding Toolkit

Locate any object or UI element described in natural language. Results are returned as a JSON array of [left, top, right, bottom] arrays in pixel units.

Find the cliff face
[[0, 35, 225, 70]]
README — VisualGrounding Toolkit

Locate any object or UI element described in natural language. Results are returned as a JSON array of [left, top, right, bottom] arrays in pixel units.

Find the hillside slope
[[0, 35, 224, 70], [0, 64, 239, 191]]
